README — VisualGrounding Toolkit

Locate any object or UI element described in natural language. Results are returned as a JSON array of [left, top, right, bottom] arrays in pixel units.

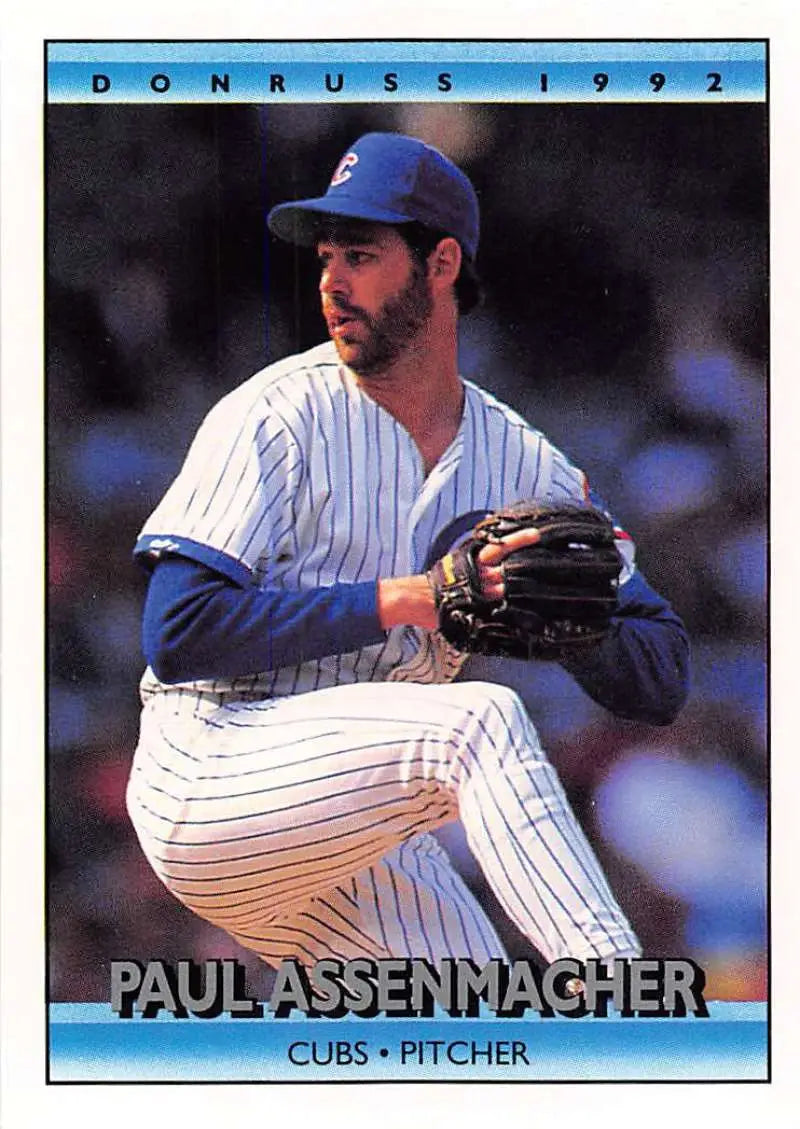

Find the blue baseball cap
[[267, 132, 480, 261]]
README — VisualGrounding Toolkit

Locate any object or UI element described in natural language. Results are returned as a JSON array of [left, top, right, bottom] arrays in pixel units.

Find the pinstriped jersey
[[135, 341, 591, 704]]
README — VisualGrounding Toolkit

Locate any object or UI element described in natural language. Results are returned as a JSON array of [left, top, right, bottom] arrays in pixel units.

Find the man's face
[[317, 224, 433, 376]]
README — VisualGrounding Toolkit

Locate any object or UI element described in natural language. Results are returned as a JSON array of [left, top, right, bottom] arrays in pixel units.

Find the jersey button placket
[[362, 394, 423, 578]]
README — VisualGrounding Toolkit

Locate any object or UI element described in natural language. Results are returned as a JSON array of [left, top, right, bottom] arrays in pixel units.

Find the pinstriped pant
[[126, 681, 641, 967]]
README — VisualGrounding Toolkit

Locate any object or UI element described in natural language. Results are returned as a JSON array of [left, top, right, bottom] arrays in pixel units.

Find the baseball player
[[126, 133, 689, 970]]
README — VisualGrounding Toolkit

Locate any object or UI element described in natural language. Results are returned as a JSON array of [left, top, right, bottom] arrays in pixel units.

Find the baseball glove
[[426, 502, 622, 660]]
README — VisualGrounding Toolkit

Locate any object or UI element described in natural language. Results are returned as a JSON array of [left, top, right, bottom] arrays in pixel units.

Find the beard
[[327, 264, 433, 377]]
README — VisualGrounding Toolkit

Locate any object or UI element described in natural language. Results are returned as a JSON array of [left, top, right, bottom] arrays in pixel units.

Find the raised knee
[[454, 681, 541, 749], [469, 681, 526, 720]]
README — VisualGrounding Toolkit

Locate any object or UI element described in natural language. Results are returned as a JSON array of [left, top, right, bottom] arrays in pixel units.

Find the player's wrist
[[377, 575, 438, 631]]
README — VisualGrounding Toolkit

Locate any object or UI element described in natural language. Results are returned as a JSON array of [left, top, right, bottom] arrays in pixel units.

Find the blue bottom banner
[[49, 1002, 767, 1083]]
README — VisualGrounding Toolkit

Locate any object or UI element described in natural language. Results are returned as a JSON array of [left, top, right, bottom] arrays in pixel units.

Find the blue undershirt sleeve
[[558, 570, 691, 725], [141, 555, 385, 684]]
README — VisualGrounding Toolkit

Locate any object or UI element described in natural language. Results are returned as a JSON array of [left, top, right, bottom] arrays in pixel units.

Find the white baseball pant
[[127, 680, 641, 966]]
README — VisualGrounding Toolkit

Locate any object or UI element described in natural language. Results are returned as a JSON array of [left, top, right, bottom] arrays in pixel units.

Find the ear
[[428, 236, 462, 292]]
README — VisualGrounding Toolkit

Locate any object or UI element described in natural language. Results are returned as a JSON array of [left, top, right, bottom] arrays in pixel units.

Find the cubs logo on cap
[[329, 152, 359, 187]]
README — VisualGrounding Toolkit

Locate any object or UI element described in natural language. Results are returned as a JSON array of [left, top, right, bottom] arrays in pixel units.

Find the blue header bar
[[47, 41, 767, 63], [46, 41, 766, 104]]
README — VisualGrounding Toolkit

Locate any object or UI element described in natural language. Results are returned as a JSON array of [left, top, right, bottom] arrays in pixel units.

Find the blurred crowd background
[[47, 101, 767, 1003]]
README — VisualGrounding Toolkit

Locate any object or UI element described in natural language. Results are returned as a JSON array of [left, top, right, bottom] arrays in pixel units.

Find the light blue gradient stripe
[[46, 41, 767, 63], [49, 1002, 767, 1083], [47, 60, 766, 104]]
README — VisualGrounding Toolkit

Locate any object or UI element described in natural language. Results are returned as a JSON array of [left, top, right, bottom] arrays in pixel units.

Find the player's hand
[[377, 575, 439, 631], [377, 529, 543, 630], [475, 527, 541, 602]]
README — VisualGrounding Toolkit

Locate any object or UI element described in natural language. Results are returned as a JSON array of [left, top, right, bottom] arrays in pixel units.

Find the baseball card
[[1, 3, 793, 1124]]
